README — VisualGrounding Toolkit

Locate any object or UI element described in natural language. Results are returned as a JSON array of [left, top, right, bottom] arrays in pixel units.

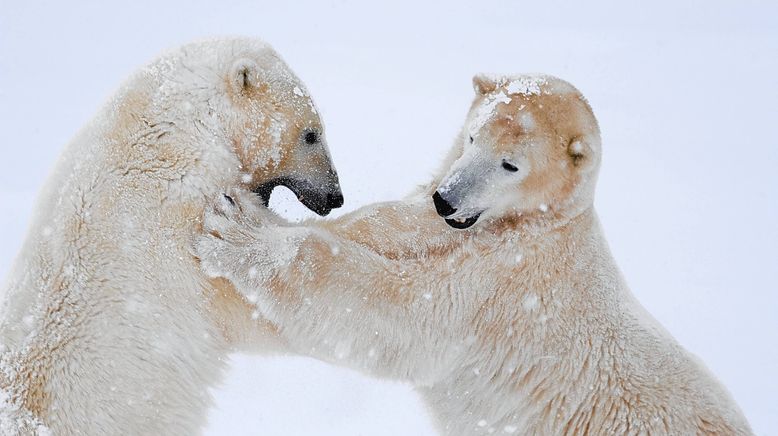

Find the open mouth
[[253, 177, 341, 216], [444, 213, 481, 229]]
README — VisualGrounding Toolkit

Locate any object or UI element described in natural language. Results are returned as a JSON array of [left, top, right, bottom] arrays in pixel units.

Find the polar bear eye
[[502, 160, 519, 173], [304, 131, 319, 145], [469, 136, 474, 144]]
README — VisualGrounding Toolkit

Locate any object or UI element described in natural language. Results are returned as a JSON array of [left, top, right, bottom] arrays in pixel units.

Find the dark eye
[[304, 131, 319, 145], [469, 136, 474, 144], [502, 160, 519, 172]]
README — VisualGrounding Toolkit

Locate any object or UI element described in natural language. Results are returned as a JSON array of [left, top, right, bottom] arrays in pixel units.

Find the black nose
[[432, 191, 457, 217], [327, 192, 344, 209]]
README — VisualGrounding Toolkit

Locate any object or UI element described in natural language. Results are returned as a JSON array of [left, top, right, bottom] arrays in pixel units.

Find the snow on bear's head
[[432, 74, 601, 229], [137, 38, 343, 216]]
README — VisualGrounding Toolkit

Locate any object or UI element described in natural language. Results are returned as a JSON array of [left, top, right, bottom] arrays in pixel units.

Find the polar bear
[[197, 74, 752, 435], [0, 38, 343, 435]]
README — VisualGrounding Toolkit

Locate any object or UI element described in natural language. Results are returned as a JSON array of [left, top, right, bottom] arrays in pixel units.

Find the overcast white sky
[[1, 1, 776, 434]]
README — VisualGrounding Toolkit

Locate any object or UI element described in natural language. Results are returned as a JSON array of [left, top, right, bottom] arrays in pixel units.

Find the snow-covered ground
[[1, 1, 776, 434]]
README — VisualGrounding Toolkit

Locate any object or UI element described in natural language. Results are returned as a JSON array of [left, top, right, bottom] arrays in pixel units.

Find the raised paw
[[196, 189, 311, 287], [195, 222, 278, 282], [203, 189, 279, 235], [226, 188, 282, 226], [198, 191, 259, 279]]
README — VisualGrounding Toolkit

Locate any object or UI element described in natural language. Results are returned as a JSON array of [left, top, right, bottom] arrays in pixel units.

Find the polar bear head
[[432, 74, 601, 229], [139, 38, 343, 215]]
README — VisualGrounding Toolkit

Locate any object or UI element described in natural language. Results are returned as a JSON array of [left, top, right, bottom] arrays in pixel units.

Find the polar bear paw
[[211, 188, 280, 228], [196, 189, 305, 285], [197, 190, 266, 279]]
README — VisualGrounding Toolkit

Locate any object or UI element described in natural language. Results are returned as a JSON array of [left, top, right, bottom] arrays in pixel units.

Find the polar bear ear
[[473, 74, 498, 95], [230, 59, 261, 93], [567, 137, 594, 169]]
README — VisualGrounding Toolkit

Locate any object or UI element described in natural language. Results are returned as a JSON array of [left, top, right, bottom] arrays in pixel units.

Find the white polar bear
[[198, 75, 752, 435], [0, 38, 343, 435]]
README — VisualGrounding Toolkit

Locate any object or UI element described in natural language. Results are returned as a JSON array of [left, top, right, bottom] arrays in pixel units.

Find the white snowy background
[[1, 0, 776, 434]]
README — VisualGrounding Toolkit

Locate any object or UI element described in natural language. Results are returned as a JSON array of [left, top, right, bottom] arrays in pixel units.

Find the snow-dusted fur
[[197, 75, 752, 435], [0, 38, 342, 434]]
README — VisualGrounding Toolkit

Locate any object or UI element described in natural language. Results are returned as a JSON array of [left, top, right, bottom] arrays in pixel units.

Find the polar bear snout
[[254, 176, 343, 217], [297, 165, 344, 215], [326, 190, 344, 209], [433, 191, 457, 217], [432, 190, 482, 230], [296, 179, 343, 216]]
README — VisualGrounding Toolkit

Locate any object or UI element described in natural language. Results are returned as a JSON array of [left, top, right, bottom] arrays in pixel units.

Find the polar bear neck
[[477, 199, 594, 245], [86, 66, 242, 208]]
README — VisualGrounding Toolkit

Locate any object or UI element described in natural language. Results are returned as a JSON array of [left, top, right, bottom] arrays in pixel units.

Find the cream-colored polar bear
[[0, 38, 343, 435], [197, 75, 752, 435]]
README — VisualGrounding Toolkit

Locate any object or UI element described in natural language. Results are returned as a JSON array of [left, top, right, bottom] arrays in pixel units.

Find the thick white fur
[[0, 38, 335, 434], [198, 76, 752, 435]]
